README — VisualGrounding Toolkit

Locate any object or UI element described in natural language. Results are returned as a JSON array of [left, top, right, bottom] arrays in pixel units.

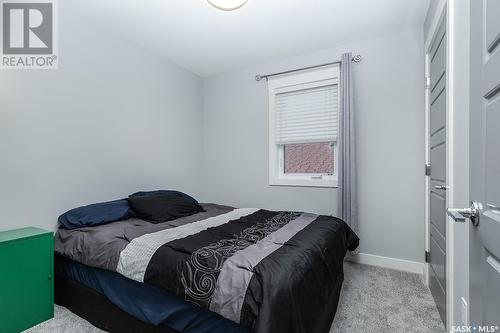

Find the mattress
[[56, 255, 247, 333]]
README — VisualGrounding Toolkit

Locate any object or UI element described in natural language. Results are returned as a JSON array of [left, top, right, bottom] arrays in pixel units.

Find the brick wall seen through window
[[283, 142, 334, 174]]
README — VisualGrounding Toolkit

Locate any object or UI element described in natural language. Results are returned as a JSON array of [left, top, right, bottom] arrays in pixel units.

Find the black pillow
[[127, 193, 204, 223], [129, 190, 198, 204]]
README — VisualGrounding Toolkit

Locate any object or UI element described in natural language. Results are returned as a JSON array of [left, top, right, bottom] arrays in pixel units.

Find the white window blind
[[274, 84, 338, 144]]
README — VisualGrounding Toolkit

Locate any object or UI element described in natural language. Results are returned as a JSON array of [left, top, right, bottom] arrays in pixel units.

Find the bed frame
[[54, 253, 341, 333], [54, 273, 179, 333]]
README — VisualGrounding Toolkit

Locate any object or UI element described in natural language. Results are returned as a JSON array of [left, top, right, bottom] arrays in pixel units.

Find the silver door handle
[[447, 208, 472, 222], [447, 201, 482, 226], [434, 185, 448, 190]]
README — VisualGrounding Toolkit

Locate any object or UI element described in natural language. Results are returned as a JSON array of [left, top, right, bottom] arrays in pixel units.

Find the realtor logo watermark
[[1, 0, 58, 69]]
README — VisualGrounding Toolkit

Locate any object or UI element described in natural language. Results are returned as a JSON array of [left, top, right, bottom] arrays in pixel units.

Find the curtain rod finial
[[255, 75, 262, 81], [352, 55, 362, 63]]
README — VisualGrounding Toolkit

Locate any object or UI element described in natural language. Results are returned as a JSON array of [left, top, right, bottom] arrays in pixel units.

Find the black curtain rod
[[255, 54, 362, 81]]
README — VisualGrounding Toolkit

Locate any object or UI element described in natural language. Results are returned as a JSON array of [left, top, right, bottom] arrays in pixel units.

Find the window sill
[[269, 178, 338, 188]]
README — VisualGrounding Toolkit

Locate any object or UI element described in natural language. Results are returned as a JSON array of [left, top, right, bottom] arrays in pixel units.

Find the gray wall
[[0, 7, 426, 265], [0, 4, 203, 232], [201, 28, 425, 263]]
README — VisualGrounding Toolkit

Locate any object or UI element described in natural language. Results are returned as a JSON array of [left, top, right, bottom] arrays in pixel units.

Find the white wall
[[449, 0, 470, 324], [201, 28, 425, 263], [0, 4, 203, 232]]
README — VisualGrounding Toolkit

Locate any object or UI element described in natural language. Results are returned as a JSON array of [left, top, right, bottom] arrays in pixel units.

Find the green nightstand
[[0, 227, 54, 333]]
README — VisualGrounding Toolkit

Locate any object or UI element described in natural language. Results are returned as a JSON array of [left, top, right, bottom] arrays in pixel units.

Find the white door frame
[[424, 0, 470, 330]]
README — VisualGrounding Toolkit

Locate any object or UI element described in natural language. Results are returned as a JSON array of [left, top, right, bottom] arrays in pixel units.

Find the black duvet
[[56, 206, 359, 333]]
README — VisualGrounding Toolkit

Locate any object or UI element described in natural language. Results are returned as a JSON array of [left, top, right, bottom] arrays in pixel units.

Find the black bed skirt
[[54, 273, 179, 333]]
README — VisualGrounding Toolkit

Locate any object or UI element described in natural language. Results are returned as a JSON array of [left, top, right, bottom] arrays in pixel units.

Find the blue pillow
[[58, 199, 133, 230], [129, 190, 198, 204]]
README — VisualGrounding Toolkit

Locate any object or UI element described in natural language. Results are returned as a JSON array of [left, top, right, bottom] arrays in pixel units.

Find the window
[[268, 66, 339, 187]]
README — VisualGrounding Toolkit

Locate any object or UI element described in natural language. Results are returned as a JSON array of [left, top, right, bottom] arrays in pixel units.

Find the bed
[[54, 198, 358, 333]]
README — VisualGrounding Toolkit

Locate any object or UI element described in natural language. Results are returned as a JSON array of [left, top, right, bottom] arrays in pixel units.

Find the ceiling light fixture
[[207, 0, 248, 11]]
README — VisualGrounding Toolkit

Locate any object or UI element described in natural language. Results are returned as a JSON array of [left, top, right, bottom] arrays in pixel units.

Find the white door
[[448, 0, 500, 328]]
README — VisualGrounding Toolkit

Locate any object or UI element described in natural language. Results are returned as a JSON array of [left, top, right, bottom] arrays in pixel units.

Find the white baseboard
[[346, 252, 425, 276]]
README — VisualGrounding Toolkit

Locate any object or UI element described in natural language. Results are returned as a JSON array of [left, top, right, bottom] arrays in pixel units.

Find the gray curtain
[[337, 52, 358, 233]]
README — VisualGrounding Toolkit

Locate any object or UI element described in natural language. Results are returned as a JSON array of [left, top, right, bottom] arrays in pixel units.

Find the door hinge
[[425, 76, 431, 90], [425, 251, 431, 263], [425, 164, 431, 176]]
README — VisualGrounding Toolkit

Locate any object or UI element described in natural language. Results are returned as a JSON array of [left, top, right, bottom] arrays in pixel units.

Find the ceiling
[[70, 0, 430, 77]]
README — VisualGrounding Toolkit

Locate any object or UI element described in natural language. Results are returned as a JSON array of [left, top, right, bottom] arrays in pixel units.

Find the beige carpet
[[25, 262, 445, 333]]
